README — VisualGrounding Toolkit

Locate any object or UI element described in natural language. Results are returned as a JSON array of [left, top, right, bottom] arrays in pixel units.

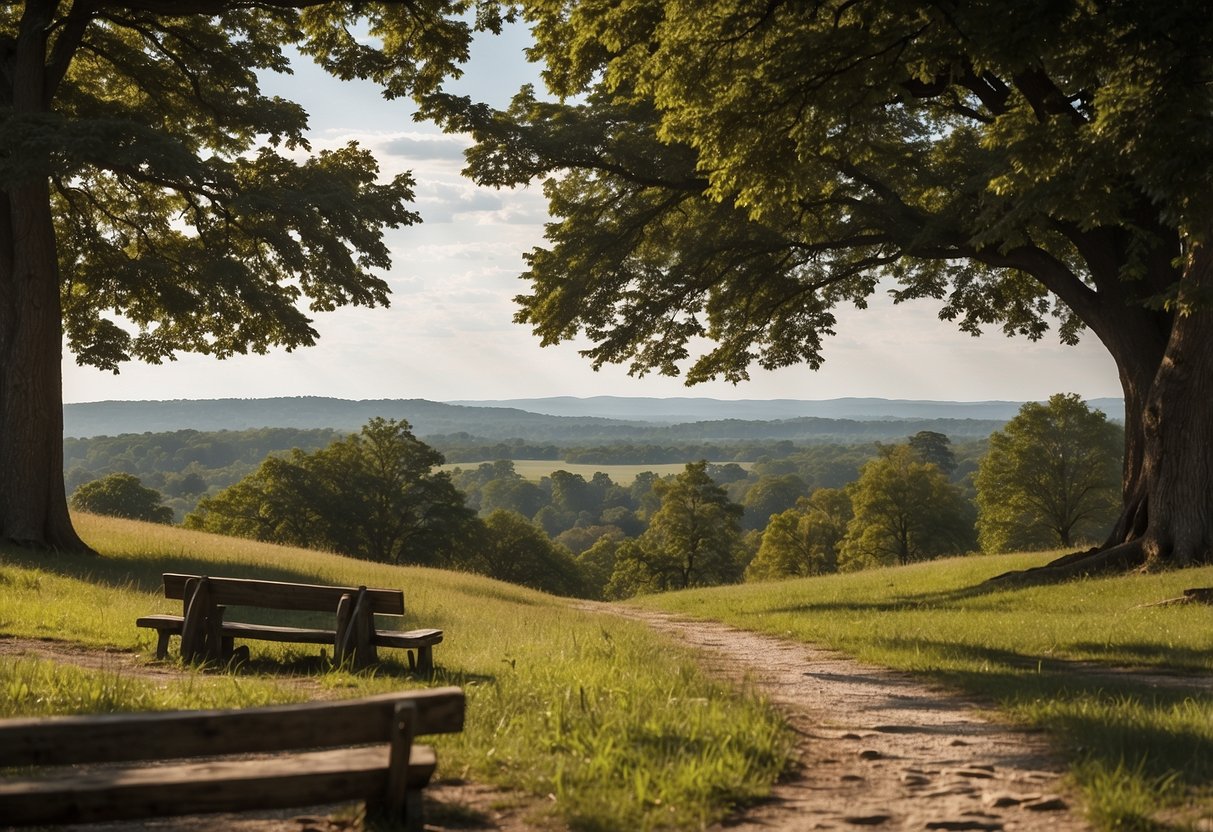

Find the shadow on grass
[[868, 635, 1213, 788], [0, 541, 455, 630]]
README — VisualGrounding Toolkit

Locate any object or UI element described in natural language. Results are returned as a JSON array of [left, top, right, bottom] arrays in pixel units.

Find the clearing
[[2, 598, 1100, 832]]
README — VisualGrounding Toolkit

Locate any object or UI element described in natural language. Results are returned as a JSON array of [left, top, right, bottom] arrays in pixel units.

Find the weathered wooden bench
[[0, 686, 464, 830], [135, 573, 443, 671]]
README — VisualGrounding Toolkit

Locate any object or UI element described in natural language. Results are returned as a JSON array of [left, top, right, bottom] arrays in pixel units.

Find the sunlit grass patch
[[639, 552, 1213, 829], [0, 513, 792, 831]]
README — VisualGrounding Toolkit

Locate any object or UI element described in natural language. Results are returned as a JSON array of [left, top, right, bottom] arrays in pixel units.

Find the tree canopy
[[0, 0, 509, 552], [607, 461, 743, 595], [976, 393, 1122, 552], [185, 418, 475, 565], [842, 445, 975, 569], [70, 472, 173, 524], [427, 0, 1213, 578]]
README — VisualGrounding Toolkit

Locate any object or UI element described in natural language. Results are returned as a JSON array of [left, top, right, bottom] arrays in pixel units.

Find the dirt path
[[2, 608, 1100, 832], [584, 603, 1092, 832]]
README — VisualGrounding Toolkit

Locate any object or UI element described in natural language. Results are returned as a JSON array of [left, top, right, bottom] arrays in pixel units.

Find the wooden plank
[[335, 591, 355, 665], [375, 628, 444, 648], [0, 744, 437, 825], [135, 614, 184, 631], [179, 577, 212, 662], [162, 573, 404, 615], [220, 621, 338, 645], [381, 701, 418, 820], [0, 688, 463, 767]]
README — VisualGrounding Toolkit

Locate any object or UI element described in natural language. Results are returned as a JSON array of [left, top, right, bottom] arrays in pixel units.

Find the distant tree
[[480, 477, 548, 518], [607, 461, 743, 595], [576, 531, 626, 599], [555, 524, 624, 556], [629, 471, 664, 521], [976, 394, 1122, 553], [163, 471, 209, 499], [746, 488, 851, 581], [842, 446, 975, 569], [740, 473, 809, 531], [185, 418, 475, 566], [706, 462, 750, 484], [907, 432, 957, 477], [70, 473, 173, 524], [474, 510, 587, 597]]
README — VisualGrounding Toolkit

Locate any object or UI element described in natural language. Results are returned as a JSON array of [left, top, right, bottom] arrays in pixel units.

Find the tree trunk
[[1136, 233, 1213, 567], [0, 2, 92, 553], [990, 232, 1213, 584]]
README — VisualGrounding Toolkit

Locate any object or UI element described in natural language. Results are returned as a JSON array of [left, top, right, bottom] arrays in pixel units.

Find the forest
[[68, 395, 1123, 600]]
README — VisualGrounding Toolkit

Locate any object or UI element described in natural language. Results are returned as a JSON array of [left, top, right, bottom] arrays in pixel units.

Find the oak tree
[[608, 461, 743, 594], [185, 418, 475, 566], [70, 472, 173, 524], [842, 445, 975, 569], [428, 0, 1213, 579], [975, 394, 1122, 553], [0, 0, 505, 551], [746, 487, 851, 581]]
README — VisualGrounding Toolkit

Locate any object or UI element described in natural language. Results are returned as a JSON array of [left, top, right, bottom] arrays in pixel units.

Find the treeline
[[63, 428, 342, 519], [66, 396, 1122, 601], [61, 425, 983, 521]]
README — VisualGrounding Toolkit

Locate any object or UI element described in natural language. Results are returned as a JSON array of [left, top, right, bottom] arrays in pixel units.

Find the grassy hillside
[[0, 515, 791, 831], [639, 554, 1213, 830]]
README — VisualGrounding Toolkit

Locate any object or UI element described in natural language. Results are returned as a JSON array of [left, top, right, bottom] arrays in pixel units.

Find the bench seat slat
[[376, 628, 444, 648], [0, 744, 436, 825], [135, 617, 443, 650], [0, 688, 464, 767]]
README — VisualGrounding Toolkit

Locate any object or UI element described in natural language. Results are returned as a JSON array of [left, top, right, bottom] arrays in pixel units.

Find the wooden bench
[[135, 573, 443, 671], [0, 686, 464, 830]]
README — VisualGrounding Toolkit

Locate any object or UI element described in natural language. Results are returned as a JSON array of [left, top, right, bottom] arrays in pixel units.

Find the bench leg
[[368, 701, 418, 830], [416, 646, 433, 675], [155, 631, 172, 660]]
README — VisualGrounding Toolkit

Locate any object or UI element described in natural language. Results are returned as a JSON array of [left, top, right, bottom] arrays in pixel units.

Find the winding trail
[[3, 604, 1104, 832], [584, 602, 1092, 832]]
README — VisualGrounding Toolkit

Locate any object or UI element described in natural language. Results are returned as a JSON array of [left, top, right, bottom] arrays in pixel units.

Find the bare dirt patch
[[583, 603, 1093, 832]]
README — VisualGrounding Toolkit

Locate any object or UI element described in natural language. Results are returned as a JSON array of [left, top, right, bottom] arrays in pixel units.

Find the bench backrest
[[162, 573, 405, 616], [0, 687, 463, 767]]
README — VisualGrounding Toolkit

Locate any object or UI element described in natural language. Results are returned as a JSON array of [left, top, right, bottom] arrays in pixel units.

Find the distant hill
[[446, 395, 1126, 423], [62, 397, 637, 440], [62, 395, 1122, 442]]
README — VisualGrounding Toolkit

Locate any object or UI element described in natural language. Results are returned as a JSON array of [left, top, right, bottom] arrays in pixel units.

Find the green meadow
[[0, 514, 790, 831], [639, 554, 1213, 831], [3, 518, 1213, 830]]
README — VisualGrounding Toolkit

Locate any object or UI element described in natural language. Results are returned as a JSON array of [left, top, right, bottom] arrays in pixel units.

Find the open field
[[0, 514, 790, 831], [640, 554, 1213, 830], [441, 460, 752, 484], [5, 518, 1213, 831]]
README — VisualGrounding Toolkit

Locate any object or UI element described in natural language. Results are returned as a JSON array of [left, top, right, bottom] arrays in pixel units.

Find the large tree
[[0, 0, 506, 552], [185, 418, 476, 565], [609, 461, 744, 594], [427, 0, 1213, 578], [842, 445, 974, 569], [975, 393, 1122, 553]]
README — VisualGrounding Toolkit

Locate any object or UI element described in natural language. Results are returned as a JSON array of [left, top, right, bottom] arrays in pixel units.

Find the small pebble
[[843, 814, 893, 825], [1024, 796, 1068, 812]]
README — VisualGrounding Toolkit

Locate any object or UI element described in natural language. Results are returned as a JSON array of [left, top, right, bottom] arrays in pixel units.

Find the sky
[[60, 21, 1123, 406]]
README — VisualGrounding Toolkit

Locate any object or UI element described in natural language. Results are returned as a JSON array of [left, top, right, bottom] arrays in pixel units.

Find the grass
[[636, 552, 1213, 831], [0, 514, 792, 831]]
